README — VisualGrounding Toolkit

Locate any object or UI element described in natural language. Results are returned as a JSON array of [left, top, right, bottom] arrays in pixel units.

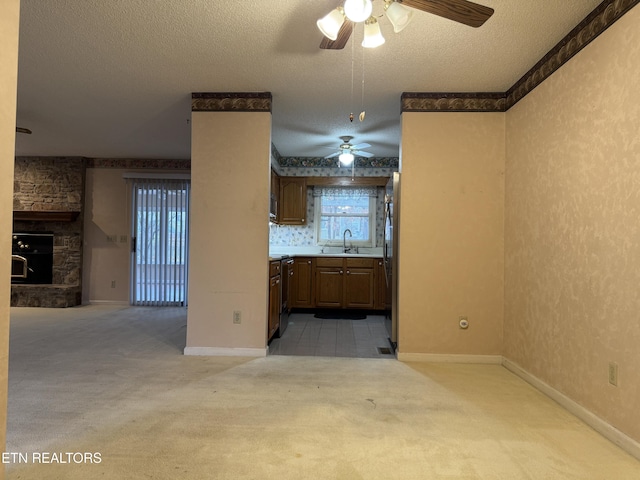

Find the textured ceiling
[[15, 0, 603, 160]]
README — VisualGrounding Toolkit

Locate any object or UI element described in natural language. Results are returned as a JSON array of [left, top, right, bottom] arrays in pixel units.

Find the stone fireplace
[[11, 157, 86, 307]]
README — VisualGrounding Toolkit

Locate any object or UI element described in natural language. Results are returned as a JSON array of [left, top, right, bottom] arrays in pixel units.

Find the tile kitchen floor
[[268, 312, 395, 359]]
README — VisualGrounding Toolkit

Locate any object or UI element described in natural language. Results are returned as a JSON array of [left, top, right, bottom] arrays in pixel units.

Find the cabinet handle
[[290, 271, 294, 276], [340, 270, 343, 275], [346, 270, 350, 275], [301, 218, 304, 222], [307, 260, 311, 264]]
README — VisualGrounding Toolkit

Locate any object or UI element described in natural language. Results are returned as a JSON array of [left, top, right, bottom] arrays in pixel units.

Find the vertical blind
[[130, 178, 190, 306]]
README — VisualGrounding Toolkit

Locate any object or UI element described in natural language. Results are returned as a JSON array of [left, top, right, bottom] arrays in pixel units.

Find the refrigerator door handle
[[382, 202, 391, 287]]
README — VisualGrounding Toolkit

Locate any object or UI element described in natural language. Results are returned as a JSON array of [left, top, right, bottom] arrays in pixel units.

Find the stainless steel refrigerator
[[383, 172, 400, 350]]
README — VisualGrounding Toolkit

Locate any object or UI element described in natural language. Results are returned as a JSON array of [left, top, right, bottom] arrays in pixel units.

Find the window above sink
[[314, 186, 377, 248]]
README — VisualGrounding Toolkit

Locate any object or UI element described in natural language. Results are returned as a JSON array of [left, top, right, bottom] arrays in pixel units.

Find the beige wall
[[0, 0, 20, 474], [186, 111, 271, 354], [504, 6, 640, 442], [83, 168, 132, 303], [398, 112, 505, 357]]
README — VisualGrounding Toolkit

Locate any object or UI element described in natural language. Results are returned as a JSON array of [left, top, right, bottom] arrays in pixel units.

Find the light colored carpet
[[6, 305, 640, 479]]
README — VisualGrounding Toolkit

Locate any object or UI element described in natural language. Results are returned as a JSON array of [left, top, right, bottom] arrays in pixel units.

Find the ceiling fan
[[318, 0, 494, 49], [325, 136, 374, 165]]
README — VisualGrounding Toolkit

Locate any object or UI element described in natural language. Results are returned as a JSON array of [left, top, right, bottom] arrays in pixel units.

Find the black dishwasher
[[279, 257, 294, 336]]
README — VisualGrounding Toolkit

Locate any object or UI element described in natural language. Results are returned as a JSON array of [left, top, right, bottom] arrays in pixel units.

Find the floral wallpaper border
[[277, 156, 399, 169], [86, 158, 191, 169], [191, 92, 272, 112], [400, 0, 639, 113]]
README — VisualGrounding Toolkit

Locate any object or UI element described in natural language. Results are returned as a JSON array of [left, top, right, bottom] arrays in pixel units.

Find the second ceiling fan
[[319, 0, 494, 49], [325, 136, 374, 166]]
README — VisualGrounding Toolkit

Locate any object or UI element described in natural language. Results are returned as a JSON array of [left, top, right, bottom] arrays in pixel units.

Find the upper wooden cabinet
[[279, 177, 307, 225], [270, 169, 279, 222]]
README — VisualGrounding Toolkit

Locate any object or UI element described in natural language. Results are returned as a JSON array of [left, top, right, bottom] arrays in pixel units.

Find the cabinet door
[[268, 275, 280, 340], [279, 177, 307, 225], [291, 257, 313, 308], [344, 267, 375, 309], [315, 267, 343, 308]]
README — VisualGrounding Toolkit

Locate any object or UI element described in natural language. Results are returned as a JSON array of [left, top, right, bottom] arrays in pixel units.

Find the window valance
[[313, 186, 378, 197]]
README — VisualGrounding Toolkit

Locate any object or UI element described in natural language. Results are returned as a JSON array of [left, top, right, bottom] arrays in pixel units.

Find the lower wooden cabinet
[[315, 257, 343, 308], [344, 262, 375, 309], [315, 257, 376, 309], [268, 260, 281, 341], [278, 256, 384, 314], [290, 257, 314, 308]]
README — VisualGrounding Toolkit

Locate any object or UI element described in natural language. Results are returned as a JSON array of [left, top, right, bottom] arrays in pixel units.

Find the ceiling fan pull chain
[[360, 42, 366, 122], [350, 31, 355, 122]]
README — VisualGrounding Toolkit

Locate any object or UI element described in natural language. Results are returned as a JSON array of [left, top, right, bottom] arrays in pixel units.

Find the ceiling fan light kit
[[317, 7, 346, 41], [343, 0, 373, 22], [362, 17, 385, 48], [384, 1, 414, 33], [339, 152, 355, 165], [326, 136, 374, 167], [318, 0, 494, 49]]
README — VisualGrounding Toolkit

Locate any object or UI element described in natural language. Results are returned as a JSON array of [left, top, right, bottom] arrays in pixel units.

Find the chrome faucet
[[343, 229, 352, 253]]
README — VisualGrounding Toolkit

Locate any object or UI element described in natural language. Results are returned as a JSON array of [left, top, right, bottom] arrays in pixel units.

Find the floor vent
[[377, 347, 392, 355]]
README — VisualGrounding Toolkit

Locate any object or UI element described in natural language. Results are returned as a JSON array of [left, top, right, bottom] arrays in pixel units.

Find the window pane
[[315, 188, 376, 247], [320, 216, 369, 241]]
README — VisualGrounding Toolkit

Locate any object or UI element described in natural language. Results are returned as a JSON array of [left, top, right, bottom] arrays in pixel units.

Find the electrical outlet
[[233, 311, 242, 324], [608, 362, 618, 386]]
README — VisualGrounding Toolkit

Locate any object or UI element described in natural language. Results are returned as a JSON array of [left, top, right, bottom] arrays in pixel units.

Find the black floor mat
[[314, 311, 367, 320]]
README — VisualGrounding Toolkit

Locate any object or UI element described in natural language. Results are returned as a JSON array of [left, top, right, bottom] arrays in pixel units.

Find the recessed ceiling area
[[15, 0, 602, 160]]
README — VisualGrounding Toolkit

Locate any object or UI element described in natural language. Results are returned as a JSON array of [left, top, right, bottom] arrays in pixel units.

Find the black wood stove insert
[[11, 232, 54, 284]]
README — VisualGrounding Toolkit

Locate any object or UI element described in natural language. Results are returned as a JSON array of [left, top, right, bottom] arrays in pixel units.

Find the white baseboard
[[183, 346, 267, 357], [397, 352, 503, 364], [88, 300, 130, 306], [502, 358, 640, 461]]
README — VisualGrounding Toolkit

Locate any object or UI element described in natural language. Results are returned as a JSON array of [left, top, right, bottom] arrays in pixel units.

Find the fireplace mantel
[[13, 211, 80, 222]]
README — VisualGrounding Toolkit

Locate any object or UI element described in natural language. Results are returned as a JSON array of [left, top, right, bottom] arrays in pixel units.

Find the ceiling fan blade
[[320, 21, 354, 49], [325, 151, 341, 159], [351, 143, 371, 150], [399, 0, 494, 28], [16, 127, 32, 134], [354, 150, 374, 158]]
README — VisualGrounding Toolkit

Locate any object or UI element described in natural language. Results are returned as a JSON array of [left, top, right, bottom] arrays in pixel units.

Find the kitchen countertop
[[268, 255, 289, 261], [295, 253, 382, 258], [269, 253, 382, 260]]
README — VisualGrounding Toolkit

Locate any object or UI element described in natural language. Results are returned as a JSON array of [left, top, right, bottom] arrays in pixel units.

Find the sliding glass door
[[130, 178, 190, 306]]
